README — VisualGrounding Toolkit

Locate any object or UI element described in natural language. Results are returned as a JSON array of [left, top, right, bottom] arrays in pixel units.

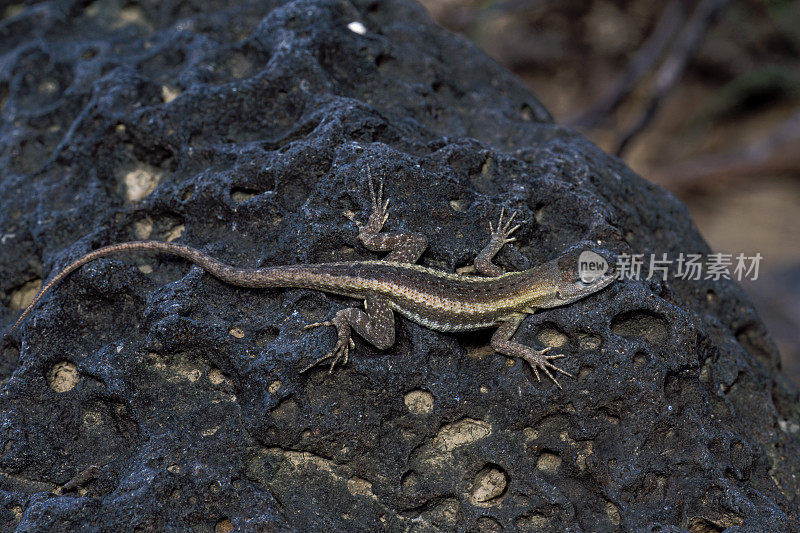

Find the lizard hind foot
[[522, 347, 574, 390], [300, 340, 351, 374], [301, 318, 355, 373]]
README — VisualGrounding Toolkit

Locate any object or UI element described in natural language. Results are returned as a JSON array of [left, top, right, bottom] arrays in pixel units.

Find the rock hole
[[182, 185, 195, 201], [605, 500, 621, 526], [516, 513, 547, 529], [82, 411, 102, 428], [120, 163, 163, 203], [9, 278, 41, 310], [735, 323, 776, 367], [375, 53, 392, 69], [705, 289, 717, 305], [182, 368, 201, 383], [227, 51, 253, 79], [271, 397, 298, 421], [347, 476, 373, 497], [536, 323, 568, 348], [664, 370, 701, 402], [433, 418, 491, 451], [208, 367, 230, 386], [474, 516, 503, 531], [48, 361, 79, 393], [1, 343, 19, 384], [603, 411, 620, 425], [687, 517, 725, 533], [164, 222, 184, 242], [422, 498, 459, 529], [724, 465, 741, 482], [231, 186, 259, 202], [449, 198, 467, 212], [295, 295, 332, 324], [253, 326, 279, 347], [470, 464, 508, 506], [520, 103, 534, 121], [578, 333, 601, 350], [611, 310, 668, 345], [161, 85, 180, 103], [480, 156, 493, 176], [133, 218, 153, 239], [404, 389, 434, 414], [460, 329, 495, 360], [214, 518, 234, 533], [338, 245, 356, 260], [534, 204, 547, 224], [536, 450, 561, 473]]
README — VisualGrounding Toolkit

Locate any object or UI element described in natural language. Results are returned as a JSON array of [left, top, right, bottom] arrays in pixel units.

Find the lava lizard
[[4, 175, 616, 387]]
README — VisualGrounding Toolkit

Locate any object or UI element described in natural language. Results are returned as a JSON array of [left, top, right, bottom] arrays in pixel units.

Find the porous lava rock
[[0, 0, 798, 531]]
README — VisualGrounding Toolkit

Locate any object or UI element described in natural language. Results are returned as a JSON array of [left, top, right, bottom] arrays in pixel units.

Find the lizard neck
[[510, 262, 563, 311]]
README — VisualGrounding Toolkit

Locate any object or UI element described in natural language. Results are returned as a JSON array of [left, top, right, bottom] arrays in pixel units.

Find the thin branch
[[569, 0, 688, 128], [614, 0, 730, 156]]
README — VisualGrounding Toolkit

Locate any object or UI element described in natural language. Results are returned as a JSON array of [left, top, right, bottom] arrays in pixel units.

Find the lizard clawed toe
[[522, 347, 574, 390], [301, 316, 354, 374], [364, 165, 391, 232], [497, 208, 522, 243], [489, 208, 522, 245], [300, 338, 351, 373], [304, 320, 332, 331]]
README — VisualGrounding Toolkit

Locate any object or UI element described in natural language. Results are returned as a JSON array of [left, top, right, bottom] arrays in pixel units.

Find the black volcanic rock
[[0, 0, 798, 531]]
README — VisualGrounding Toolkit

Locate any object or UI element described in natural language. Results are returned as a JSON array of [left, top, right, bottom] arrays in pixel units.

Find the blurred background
[[419, 0, 800, 383]]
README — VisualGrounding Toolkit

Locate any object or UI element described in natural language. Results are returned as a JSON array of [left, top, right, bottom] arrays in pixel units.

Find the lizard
[[3, 173, 616, 388]]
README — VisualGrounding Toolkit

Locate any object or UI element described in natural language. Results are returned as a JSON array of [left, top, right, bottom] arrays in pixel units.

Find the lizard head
[[530, 243, 617, 308]]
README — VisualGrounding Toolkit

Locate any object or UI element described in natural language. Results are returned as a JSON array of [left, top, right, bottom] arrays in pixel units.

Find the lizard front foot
[[474, 207, 523, 277], [521, 346, 574, 390], [488, 207, 521, 246], [356, 164, 390, 235], [302, 315, 356, 373]]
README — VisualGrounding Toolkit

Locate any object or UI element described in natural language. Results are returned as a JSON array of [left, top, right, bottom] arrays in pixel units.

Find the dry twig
[[613, 0, 730, 156], [570, 0, 688, 128]]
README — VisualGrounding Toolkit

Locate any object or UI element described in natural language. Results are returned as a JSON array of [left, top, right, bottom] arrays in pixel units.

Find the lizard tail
[[3, 241, 248, 337]]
